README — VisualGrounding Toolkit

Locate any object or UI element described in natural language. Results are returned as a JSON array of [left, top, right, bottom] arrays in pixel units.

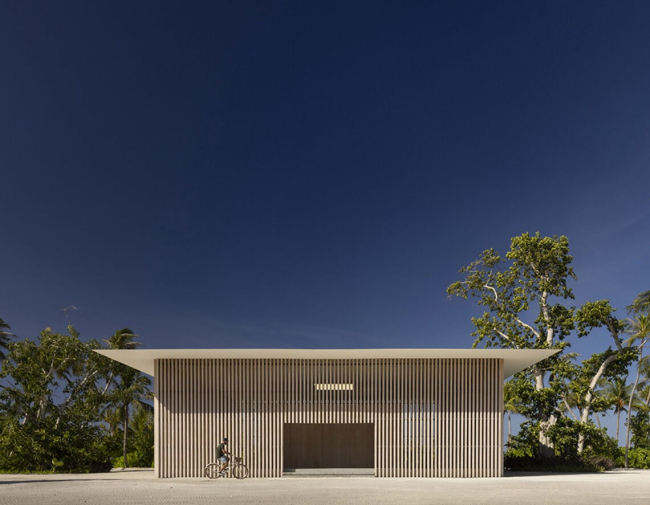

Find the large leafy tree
[[448, 233, 576, 457], [447, 233, 576, 352], [0, 326, 112, 471], [448, 232, 638, 457], [0, 321, 154, 472]]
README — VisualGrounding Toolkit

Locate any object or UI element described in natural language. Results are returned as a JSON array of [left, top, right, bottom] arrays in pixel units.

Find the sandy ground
[[1, 469, 650, 505]]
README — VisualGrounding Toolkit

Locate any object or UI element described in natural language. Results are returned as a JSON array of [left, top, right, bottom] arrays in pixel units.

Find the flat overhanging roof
[[95, 348, 558, 379]]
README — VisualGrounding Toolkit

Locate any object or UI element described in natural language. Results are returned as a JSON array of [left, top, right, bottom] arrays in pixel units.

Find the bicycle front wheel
[[232, 464, 249, 479], [205, 463, 221, 479]]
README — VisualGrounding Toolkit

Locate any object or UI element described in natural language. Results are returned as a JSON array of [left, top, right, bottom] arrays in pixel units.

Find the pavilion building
[[97, 348, 555, 478]]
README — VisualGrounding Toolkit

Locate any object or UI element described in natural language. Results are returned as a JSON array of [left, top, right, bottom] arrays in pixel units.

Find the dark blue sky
[[2, 1, 649, 354]]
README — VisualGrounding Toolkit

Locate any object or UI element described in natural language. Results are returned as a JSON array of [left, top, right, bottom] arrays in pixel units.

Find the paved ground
[[1, 469, 650, 505]]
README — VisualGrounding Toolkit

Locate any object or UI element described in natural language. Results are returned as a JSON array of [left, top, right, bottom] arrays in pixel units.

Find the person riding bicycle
[[216, 437, 230, 474]]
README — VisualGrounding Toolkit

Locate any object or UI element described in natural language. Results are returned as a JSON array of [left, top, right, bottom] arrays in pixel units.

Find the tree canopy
[[0, 323, 153, 473], [448, 232, 648, 462]]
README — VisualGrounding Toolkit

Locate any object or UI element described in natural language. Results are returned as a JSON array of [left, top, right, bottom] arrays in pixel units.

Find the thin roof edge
[[95, 348, 559, 379]]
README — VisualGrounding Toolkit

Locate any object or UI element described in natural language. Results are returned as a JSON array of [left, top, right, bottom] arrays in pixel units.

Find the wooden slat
[[154, 358, 504, 478]]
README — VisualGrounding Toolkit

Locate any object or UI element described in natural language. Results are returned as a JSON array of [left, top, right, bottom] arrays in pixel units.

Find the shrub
[[504, 455, 601, 473], [504, 417, 618, 472], [630, 411, 650, 450], [616, 448, 650, 469]]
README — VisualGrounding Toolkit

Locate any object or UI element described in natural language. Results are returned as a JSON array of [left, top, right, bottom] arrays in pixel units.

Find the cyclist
[[216, 437, 230, 474]]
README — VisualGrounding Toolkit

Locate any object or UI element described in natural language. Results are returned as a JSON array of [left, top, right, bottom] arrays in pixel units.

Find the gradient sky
[[2, 1, 649, 367]]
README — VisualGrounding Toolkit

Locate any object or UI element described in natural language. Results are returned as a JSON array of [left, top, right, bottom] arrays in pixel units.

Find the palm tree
[[624, 313, 650, 467], [637, 383, 650, 412], [560, 378, 582, 421], [0, 317, 15, 361], [103, 328, 142, 351], [504, 380, 523, 442], [103, 328, 151, 469], [639, 359, 650, 409], [628, 290, 650, 316], [559, 371, 614, 435], [604, 377, 632, 444]]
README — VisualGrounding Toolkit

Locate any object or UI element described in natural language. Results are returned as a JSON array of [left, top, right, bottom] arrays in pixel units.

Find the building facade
[[98, 349, 555, 478]]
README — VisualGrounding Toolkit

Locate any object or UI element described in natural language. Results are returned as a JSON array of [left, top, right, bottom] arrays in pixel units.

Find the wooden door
[[283, 423, 374, 469]]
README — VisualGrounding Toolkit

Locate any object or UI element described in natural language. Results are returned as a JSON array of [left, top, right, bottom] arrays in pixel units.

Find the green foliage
[[628, 291, 650, 317], [112, 408, 154, 468], [449, 233, 647, 459], [505, 420, 540, 459], [0, 325, 152, 473], [0, 328, 115, 472], [102, 328, 152, 469], [630, 410, 650, 449], [547, 418, 617, 460], [0, 317, 14, 361], [505, 418, 617, 471], [506, 369, 566, 422], [630, 448, 650, 468], [575, 301, 628, 338], [618, 448, 650, 469], [503, 380, 523, 414], [447, 233, 576, 351]]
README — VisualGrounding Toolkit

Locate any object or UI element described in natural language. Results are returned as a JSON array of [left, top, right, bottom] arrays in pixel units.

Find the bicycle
[[205, 456, 249, 479]]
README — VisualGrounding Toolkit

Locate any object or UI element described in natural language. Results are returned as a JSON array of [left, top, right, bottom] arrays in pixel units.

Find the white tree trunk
[[534, 367, 556, 458], [578, 354, 617, 454]]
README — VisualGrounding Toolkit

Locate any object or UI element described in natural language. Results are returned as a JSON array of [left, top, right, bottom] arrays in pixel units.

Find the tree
[[639, 361, 650, 409], [0, 321, 153, 473], [569, 300, 634, 454], [447, 233, 576, 457], [504, 380, 523, 442], [628, 291, 650, 316], [112, 403, 154, 468], [603, 377, 632, 443], [448, 232, 639, 457], [623, 292, 650, 467], [560, 373, 610, 429], [102, 329, 152, 469], [630, 410, 650, 450], [0, 317, 14, 361], [0, 326, 113, 471]]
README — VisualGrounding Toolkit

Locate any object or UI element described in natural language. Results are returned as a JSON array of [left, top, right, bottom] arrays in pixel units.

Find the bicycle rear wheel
[[232, 464, 249, 479], [205, 463, 221, 479]]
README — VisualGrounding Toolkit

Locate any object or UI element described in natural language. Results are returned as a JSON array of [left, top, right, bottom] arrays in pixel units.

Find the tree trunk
[[578, 354, 618, 454], [534, 368, 555, 458], [508, 411, 512, 443], [539, 415, 557, 458], [123, 403, 129, 469], [616, 408, 621, 444], [537, 295, 558, 459], [593, 413, 601, 429]]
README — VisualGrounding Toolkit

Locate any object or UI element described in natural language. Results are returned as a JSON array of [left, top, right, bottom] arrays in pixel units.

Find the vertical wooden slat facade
[[154, 358, 504, 478]]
